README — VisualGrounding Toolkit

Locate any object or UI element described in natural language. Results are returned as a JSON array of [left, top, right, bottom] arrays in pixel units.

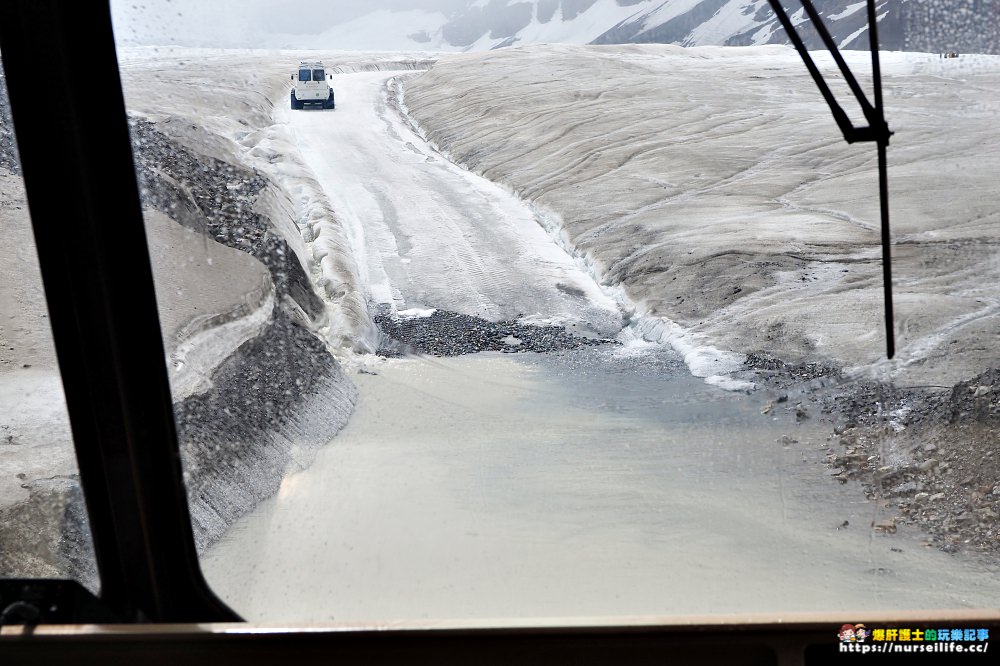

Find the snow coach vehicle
[[290, 61, 335, 110]]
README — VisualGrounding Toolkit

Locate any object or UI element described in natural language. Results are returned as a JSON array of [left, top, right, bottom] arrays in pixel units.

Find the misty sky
[[111, 0, 476, 46]]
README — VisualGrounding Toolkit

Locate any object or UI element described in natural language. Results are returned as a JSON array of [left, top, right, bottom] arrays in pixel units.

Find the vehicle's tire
[[290, 91, 303, 110], [324, 91, 335, 110]]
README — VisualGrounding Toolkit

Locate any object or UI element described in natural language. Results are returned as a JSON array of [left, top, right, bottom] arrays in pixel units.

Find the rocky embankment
[[0, 70, 358, 580], [747, 351, 1000, 557], [0, 74, 17, 174], [824, 370, 1000, 556], [134, 121, 360, 552]]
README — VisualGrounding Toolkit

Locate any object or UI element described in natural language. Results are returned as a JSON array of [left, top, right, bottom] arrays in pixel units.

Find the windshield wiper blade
[[767, 0, 895, 359]]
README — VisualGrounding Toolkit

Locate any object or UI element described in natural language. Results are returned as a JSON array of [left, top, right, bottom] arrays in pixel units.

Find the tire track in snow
[[287, 71, 623, 338]]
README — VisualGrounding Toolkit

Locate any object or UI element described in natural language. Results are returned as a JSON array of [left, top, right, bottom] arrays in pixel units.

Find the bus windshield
[[4, 0, 992, 625]]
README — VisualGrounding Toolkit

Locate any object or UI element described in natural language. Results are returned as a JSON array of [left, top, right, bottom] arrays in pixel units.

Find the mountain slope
[[590, 0, 892, 50], [356, 0, 997, 54]]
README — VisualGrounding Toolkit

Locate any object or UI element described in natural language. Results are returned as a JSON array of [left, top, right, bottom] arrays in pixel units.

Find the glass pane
[[0, 63, 97, 590], [111, 1, 1000, 625]]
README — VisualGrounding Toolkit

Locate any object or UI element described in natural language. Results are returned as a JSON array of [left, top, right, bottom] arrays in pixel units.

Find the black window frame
[[0, 0, 237, 623]]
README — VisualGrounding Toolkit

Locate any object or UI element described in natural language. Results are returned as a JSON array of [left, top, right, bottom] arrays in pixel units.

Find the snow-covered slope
[[245, 1, 997, 54], [591, 0, 890, 50], [112, 1, 998, 54], [233, 1, 666, 51], [441, 0, 996, 53]]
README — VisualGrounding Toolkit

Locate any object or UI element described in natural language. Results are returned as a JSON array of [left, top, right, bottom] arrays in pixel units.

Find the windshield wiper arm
[[767, 0, 895, 358]]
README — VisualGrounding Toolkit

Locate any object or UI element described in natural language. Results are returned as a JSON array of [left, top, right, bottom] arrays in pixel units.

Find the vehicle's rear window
[[313, 69, 324, 81], [298, 68, 311, 82]]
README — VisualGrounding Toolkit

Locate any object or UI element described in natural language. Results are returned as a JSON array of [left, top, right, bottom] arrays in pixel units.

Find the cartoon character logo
[[839, 624, 856, 642], [854, 624, 869, 642]]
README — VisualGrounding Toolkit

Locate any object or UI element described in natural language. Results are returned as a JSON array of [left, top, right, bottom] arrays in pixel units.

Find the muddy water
[[203, 346, 1000, 622]]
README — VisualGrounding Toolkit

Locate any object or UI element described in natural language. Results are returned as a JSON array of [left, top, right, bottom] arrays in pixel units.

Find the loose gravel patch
[[374, 309, 615, 357]]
